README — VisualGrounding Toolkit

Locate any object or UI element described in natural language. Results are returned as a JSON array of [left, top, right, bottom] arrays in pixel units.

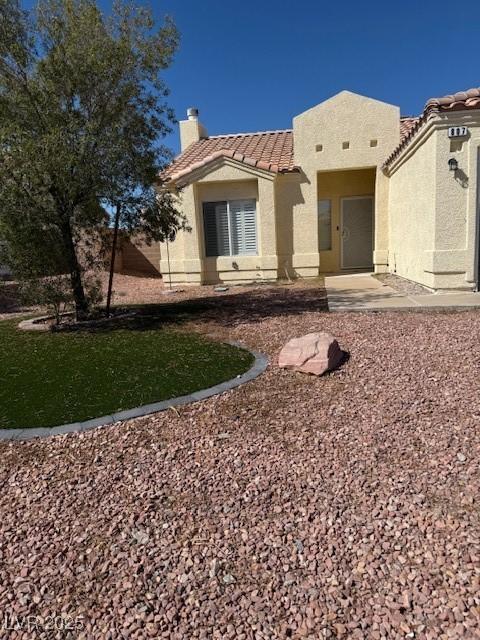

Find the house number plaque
[[448, 126, 468, 138]]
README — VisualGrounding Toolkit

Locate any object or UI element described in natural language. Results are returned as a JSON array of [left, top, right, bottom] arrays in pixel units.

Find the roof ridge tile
[[208, 129, 293, 139]]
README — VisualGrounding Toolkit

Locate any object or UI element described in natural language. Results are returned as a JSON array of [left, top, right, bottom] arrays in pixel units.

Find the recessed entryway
[[317, 168, 376, 273]]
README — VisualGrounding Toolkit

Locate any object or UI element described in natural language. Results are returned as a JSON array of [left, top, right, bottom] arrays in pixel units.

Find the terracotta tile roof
[[400, 116, 420, 141], [166, 88, 480, 180], [384, 87, 480, 170], [425, 87, 480, 115], [163, 130, 297, 182]]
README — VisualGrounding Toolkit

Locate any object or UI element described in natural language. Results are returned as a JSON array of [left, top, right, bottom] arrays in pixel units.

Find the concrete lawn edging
[[0, 343, 268, 442], [18, 310, 137, 332]]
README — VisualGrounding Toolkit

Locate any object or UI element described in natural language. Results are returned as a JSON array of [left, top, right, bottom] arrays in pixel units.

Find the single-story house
[[160, 87, 480, 290]]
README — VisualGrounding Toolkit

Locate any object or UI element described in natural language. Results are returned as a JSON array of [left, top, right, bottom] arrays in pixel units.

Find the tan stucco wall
[[317, 168, 376, 272], [434, 115, 480, 288], [275, 173, 303, 279], [159, 184, 203, 284], [387, 127, 437, 287], [388, 113, 480, 289], [464, 124, 480, 286], [293, 91, 400, 276], [374, 170, 390, 272], [160, 159, 280, 284]]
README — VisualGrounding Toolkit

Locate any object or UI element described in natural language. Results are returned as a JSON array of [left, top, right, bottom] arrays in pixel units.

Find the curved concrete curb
[[18, 310, 137, 332], [0, 343, 268, 442], [18, 316, 53, 332]]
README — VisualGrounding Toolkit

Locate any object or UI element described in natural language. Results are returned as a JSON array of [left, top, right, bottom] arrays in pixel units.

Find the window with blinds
[[203, 199, 257, 257]]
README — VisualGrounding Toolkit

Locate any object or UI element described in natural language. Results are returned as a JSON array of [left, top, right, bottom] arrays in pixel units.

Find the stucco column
[[291, 171, 320, 277], [429, 125, 472, 289], [465, 145, 480, 284], [257, 176, 279, 279], [160, 183, 204, 284], [374, 170, 389, 273]]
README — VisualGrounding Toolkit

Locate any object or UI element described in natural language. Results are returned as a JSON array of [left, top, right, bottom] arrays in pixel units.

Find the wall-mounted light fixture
[[448, 157, 459, 172]]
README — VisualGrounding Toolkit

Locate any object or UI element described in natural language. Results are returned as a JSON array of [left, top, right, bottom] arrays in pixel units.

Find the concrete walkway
[[325, 273, 480, 311]]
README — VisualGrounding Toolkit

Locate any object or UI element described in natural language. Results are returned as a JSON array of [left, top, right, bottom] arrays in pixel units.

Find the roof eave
[[384, 106, 480, 175], [164, 152, 297, 186]]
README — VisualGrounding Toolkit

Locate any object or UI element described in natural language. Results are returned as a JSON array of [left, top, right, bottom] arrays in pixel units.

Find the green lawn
[[0, 318, 253, 429]]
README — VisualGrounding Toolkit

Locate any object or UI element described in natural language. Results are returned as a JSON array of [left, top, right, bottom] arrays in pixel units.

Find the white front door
[[341, 196, 374, 269]]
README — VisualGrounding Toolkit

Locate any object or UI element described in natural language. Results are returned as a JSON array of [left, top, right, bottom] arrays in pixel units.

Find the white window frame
[[203, 199, 258, 257], [318, 199, 332, 252]]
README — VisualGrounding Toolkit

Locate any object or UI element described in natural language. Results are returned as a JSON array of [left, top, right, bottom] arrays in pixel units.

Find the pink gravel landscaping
[[0, 281, 479, 639]]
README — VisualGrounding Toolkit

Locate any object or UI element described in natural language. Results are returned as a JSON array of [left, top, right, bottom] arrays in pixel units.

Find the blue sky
[[23, 0, 480, 154]]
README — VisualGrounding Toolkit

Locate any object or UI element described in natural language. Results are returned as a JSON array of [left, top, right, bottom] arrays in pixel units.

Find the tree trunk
[[106, 203, 121, 318], [61, 217, 89, 321], [70, 262, 89, 321]]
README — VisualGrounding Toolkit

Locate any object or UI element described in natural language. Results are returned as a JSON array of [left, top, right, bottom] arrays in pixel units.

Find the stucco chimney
[[179, 107, 208, 150]]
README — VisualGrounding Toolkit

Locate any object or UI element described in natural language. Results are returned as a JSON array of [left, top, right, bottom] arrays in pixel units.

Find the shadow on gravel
[[0, 281, 32, 316], [337, 349, 351, 370], [60, 285, 329, 334]]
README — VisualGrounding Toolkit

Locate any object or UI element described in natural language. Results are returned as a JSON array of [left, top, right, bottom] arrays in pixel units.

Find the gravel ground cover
[[105, 272, 323, 307], [0, 284, 479, 639], [373, 273, 433, 296], [0, 271, 313, 319]]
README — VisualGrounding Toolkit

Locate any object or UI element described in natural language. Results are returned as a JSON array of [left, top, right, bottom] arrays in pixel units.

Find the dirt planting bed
[[0, 281, 38, 320], [0, 284, 479, 639]]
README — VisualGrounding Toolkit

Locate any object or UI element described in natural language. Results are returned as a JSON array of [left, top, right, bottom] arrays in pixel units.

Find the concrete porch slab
[[325, 273, 418, 310], [325, 273, 480, 311]]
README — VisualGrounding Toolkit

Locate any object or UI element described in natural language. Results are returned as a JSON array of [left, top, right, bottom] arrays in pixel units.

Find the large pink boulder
[[278, 332, 344, 376]]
